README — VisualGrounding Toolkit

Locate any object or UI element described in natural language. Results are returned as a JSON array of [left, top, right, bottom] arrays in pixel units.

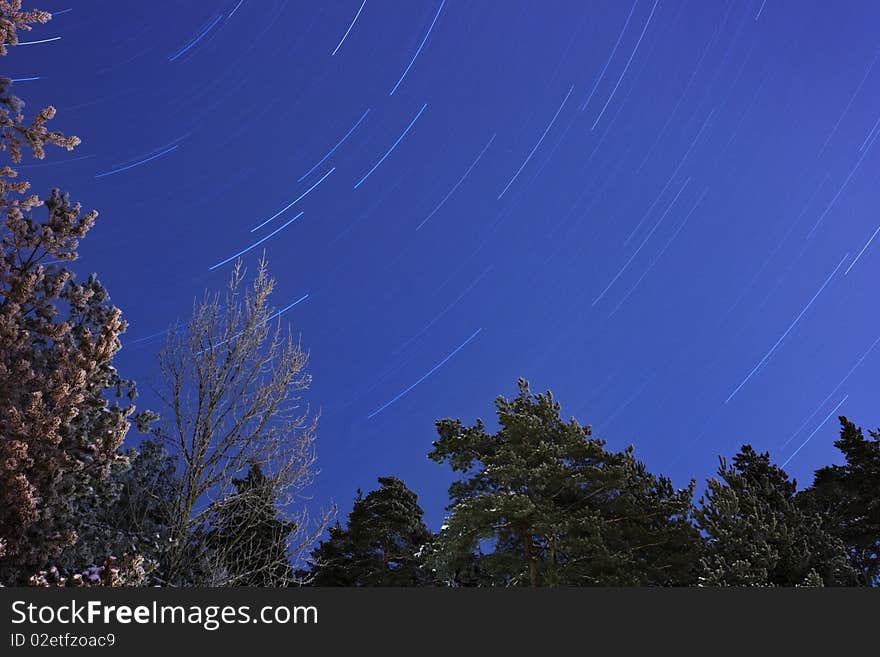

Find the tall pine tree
[[798, 417, 880, 586], [696, 445, 857, 586], [428, 379, 700, 586], [306, 477, 433, 586]]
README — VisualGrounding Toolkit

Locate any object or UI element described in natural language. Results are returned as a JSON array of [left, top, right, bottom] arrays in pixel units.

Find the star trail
[[15, 0, 879, 528]]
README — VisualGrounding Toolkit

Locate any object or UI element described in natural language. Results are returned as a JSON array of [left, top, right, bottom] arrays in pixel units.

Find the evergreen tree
[[306, 477, 433, 586], [427, 379, 700, 587], [203, 463, 296, 587], [424, 539, 491, 588], [798, 417, 880, 586], [695, 445, 857, 586], [53, 438, 178, 584], [0, 2, 135, 584]]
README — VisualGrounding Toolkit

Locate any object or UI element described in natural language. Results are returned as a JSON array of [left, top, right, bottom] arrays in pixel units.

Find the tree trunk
[[523, 532, 538, 587]]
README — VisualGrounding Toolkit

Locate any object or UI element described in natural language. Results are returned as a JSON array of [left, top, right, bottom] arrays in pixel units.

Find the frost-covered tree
[[148, 259, 332, 585], [696, 445, 857, 587], [51, 438, 178, 584], [0, 2, 135, 584]]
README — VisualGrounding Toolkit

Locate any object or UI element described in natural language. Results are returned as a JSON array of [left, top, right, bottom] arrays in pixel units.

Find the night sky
[[10, 1, 880, 528]]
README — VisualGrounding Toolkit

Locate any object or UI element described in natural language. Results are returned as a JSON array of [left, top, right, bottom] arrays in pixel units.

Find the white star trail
[[591, 0, 660, 130], [16, 36, 62, 45], [593, 176, 692, 306], [389, 0, 446, 96], [725, 252, 850, 403], [780, 333, 880, 450], [228, 1, 245, 19], [844, 223, 880, 275], [354, 103, 427, 189], [367, 328, 482, 419], [579, 0, 638, 112], [94, 144, 179, 178], [169, 14, 224, 63], [781, 394, 849, 469], [298, 108, 370, 183], [497, 84, 574, 200], [806, 143, 875, 240], [418, 134, 496, 230], [209, 211, 304, 270], [608, 186, 709, 316], [251, 167, 335, 232], [331, 0, 368, 56]]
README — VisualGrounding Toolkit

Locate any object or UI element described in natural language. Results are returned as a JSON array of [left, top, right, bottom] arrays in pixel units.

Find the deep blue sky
[[10, 1, 880, 528]]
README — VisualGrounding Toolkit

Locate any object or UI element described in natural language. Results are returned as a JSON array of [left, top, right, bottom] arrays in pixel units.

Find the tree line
[[1, 2, 877, 587], [304, 381, 878, 587]]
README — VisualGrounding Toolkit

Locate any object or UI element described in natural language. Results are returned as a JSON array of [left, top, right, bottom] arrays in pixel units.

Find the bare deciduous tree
[[147, 258, 332, 585]]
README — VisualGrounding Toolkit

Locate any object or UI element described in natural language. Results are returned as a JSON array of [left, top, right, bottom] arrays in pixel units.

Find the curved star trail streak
[[591, 0, 660, 130], [859, 114, 880, 151], [625, 109, 714, 245], [579, 0, 638, 112], [354, 103, 427, 189], [18, 153, 95, 169], [636, 22, 722, 173], [17, 36, 62, 45], [593, 176, 692, 306], [806, 142, 876, 239], [725, 252, 850, 403], [94, 144, 179, 178], [367, 327, 482, 419], [251, 167, 335, 232], [393, 266, 493, 355], [844, 223, 880, 275], [126, 326, 180, 347], [169, 14, 224, 62], [781, 394, 849, 468], [298, 108, 370, 183], [755, 1, 768, 21], [780, 333, 880, 451], [817, 47, 879, 156], [207, 293, 310, 351], [497, 84, 574, 200], [331, 0, 367, 56], [608, 186, 709, 317], [228, 0, 245, 20], [417, 133, 496, 230], [863, 118, 880, 152], [389, 0, 446, 96], [718, 171, 832, 325], [209, 211, 304, 270]]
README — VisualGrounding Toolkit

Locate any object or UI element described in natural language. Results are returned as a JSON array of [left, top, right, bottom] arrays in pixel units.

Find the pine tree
[[428, 378, 700, 587], [798, 417, 880, 586], [0, 2, 135, 584], [52, 438, 178, 584], [306, 477, 434, 586], [204, 463, 296, 587], [695, 445, 858, 586]]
